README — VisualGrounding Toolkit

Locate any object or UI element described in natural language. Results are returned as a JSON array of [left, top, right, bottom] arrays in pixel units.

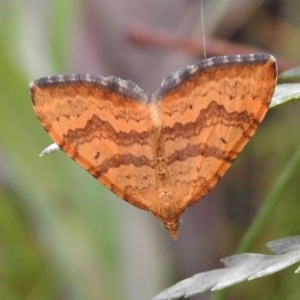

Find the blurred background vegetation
[[0, 1, 300, 300]]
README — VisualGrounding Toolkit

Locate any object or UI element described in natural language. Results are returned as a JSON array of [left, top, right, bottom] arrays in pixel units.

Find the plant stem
[[213, 140, 300, 300]]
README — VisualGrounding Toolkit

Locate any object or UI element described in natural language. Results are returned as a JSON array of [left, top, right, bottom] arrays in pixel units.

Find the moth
[[30, 53, 277, 239]]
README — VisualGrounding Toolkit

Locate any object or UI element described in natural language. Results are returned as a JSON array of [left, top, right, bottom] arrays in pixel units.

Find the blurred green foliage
[[0, 2, 122, 300]]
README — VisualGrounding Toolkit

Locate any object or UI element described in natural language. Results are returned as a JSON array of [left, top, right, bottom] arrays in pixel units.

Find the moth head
[[163, 219, 181, 240], [153, 197, 184, 240]]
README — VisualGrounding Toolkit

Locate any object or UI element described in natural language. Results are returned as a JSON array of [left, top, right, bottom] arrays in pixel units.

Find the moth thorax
[[157, 192, 180, 221], [158, 188, 172, 198]]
